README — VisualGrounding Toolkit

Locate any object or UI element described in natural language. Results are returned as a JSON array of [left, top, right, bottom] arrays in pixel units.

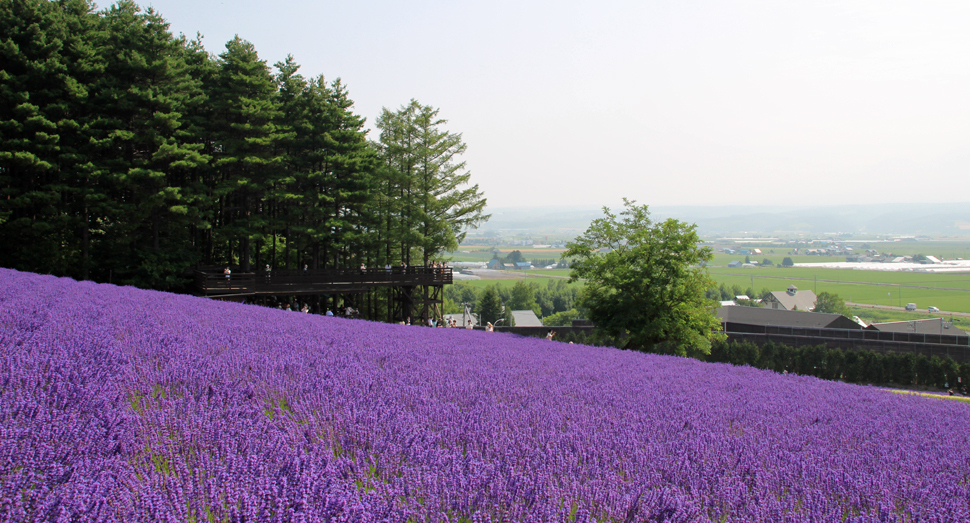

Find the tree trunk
[[81, 205, 89, 281]]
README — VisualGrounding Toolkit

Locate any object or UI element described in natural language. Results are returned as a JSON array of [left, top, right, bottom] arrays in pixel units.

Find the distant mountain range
[[477, 203, 970, 238]]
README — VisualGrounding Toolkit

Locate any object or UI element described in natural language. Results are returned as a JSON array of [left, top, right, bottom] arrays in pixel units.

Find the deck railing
[[195, 266, 452, 296]]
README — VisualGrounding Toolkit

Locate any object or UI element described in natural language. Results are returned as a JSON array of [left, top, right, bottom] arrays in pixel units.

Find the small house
[[511, 310, 542, 327], [762, 285, 817, 311]]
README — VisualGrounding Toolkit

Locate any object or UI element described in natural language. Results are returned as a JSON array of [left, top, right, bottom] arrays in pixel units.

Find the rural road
[[846, 302, 970, 319]]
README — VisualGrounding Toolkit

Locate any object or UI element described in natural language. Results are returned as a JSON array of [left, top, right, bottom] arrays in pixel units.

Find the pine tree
[[207, 36, 281, 271], [477, 285, 503, 325], [84, 1, 207, 288], [0, 0, 99, 278], [320, 79, 376, 269]]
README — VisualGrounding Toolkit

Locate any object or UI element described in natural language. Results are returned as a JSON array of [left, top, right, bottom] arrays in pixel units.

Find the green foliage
[[375, 100, 489, 266], [563, 200, 723, 357], [814, 291, 850, 316], [0, 0, 100, 278], [542, 309, 580, 327], [445, 282, 480, 310], [0, 5, 483, 305], [505, 250, 525, 263], [781, 257, 794, 267], [507, 281, 539, 316], [708, 339, 970, 391], [476, 285, 503, 326]]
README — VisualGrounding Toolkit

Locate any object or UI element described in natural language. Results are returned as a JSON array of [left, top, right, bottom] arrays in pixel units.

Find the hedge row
[[551, 331, 968, 391], [707, 339, 969, 391]]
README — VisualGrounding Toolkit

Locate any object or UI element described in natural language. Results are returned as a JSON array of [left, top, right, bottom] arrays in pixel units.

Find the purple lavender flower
[[1, 268, 968, 521]]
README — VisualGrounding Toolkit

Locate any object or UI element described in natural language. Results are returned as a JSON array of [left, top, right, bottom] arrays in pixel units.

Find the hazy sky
[[138, 0, 969, 208]]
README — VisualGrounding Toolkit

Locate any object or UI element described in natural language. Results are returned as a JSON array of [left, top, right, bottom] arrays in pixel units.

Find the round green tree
[[562, 199, 723, 357]]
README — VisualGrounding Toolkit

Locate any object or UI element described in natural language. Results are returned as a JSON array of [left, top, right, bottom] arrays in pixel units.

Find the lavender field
[[1, 269, 968, 522]]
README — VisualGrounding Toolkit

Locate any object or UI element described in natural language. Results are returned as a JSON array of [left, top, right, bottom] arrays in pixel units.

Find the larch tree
[[375, 100, 488, 266]]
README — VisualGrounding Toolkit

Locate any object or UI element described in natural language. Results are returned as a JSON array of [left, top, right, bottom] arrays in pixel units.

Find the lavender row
[[1, 268, 968, 522]]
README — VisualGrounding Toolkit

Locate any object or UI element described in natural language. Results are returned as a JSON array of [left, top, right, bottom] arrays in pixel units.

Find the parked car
[[928, 306, 940, 313], [905, 303, 917, 311]]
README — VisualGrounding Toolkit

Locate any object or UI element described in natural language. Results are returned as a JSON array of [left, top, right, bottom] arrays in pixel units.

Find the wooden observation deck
[[196, 266, 452, 297], [195, 266, 452, 321]]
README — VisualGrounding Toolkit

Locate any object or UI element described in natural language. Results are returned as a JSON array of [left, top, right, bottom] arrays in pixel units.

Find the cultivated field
[[454, 245, 970, 314], [707, 267, 970, 313], [3, 269, 970, 521]]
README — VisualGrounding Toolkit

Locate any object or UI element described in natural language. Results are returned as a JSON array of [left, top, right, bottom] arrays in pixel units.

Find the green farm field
[[451, 244, 970, 313], [706, 268, 970, 313], [710, 240, 970, 261], [845, 306, 970, 332], [455, 260, 970, 312], [454, 270, 575, 291], [448, 248, 568, 264]]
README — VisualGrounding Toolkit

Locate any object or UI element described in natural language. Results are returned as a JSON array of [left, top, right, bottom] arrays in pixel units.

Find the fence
[[722, 322, 970, 362], [195, 266, 452, 297]]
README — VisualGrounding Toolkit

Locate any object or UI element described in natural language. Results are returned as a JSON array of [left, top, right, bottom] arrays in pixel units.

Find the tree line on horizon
[[0, 0, 487, 291]]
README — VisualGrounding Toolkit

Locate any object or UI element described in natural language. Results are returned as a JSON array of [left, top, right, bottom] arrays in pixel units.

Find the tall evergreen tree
[[0, 0, 99, 278], [411, 102, 488, 265], [207, 36, 280, 271], [477, 284, 503, 326], [375, 104, 418, 264], [0, 6, 489, 312], [376, 100, 488, 265], [320, 78, 376, 269], [84, 1, 206, 288], [268, 54, 306, 270]]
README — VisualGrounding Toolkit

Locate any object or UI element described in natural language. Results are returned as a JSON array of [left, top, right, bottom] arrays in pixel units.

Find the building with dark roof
[[717, 306, 862, 330], [869, 318, 969, 337]]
